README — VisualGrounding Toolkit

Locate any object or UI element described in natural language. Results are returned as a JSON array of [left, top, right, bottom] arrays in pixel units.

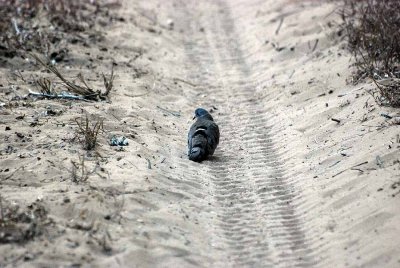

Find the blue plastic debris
[[110, 136, 128, 146]]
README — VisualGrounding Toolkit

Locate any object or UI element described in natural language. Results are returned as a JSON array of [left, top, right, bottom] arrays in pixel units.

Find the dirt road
[[174, 1, 313, 266], [1, 0, 400, 267]]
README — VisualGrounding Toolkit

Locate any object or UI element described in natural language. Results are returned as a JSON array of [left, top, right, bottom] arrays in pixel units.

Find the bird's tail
[[189, 134, 208, 162]]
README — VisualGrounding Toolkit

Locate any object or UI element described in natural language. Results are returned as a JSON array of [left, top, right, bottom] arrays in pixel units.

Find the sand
[[1, 0, 400, 267]]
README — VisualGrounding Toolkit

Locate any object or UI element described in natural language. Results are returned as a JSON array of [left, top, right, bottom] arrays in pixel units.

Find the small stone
[[166, 19, 174, 30], [24, 253, 34, 261]]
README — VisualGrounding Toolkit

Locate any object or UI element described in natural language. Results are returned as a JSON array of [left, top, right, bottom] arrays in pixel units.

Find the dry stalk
[[75, 115, 103, 150], [35, 77, 54, 94], [31, 53, 114, 101], [71, 155, 89, 183]]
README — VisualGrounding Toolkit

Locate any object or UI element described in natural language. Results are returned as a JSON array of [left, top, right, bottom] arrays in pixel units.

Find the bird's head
[[193, 108, 214, 121]]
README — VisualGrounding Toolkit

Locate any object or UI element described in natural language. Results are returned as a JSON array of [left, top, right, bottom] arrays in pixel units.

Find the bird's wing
[[205, 120, 220, 155], [188, 120, 204, 152]]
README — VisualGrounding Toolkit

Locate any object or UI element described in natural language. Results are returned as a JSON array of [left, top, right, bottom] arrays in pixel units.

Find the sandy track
[[176, 1, 312, 266]]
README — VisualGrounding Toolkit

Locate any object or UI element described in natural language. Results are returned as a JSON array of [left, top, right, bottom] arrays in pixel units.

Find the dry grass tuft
[[75, 115, 104, 150], [340, 0, 400, 107], [373, 78, 400, 107], [69, 155, 103, 183], [102, 67, 115, 97], [70, 155, 89, 183], [35, 77, 54, 94]]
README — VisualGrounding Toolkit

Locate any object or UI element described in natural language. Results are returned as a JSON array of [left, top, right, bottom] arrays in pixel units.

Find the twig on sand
[[332, 161, 368, 178], [350, 168, 364, 173], [329, 160, 341, 168], [288, 70, 295, 79], [146, 158, 151, 169], [311, 39, 319, 52], [26, 89, 89, 101], [275, 17, 284, 35], [361, 124, 387, 129], [352, 161, 369, 168], [376, 156, 384, 168], [173, 78, 197, 87], [157, 105, 181, 117], [124, 92, 149, 98], [30, 53, 112, 101]]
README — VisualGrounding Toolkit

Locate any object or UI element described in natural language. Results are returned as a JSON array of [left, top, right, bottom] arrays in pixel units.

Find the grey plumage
[[188, 108, 220, 162]]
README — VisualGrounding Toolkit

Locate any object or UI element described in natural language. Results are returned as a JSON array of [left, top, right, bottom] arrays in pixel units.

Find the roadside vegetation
[[340, 0, 400, 107], [0, 0, 117, 101], [0, 1, 120, 248], [0, 0, 111, 58]]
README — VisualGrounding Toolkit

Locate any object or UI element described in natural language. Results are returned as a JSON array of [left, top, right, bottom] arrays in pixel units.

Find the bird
[[188, 108, 220, 162]]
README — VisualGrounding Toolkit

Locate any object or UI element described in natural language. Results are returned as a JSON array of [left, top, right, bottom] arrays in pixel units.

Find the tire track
[[176, 0, 314, 266]]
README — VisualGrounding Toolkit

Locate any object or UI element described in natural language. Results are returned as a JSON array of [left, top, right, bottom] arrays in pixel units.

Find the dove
[[188, 108, 220, 162]]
